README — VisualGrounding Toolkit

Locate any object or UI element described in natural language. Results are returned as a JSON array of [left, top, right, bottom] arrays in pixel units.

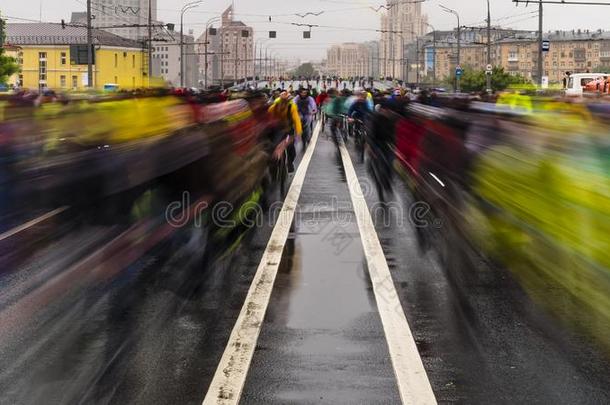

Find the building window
[[60, 75, 66, 87], [132, 77, 135, 88], [114, 53, 118, 67], [72, 75, 78, 89], [61, 52, 67, 65], [38, 52, 47, 88], [132, 54, 136, 68], [114, 76, 118, 84]]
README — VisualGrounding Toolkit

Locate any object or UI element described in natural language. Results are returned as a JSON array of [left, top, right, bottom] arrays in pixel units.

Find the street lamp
[[424, 22, 436, 89], [204, 15, 220, 89], [180, 0, 203, 88], [486, 0, 492, 93], [440, 4, 461, 92]]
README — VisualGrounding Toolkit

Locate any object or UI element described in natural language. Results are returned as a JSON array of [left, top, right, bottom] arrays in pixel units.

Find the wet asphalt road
[[241, 132, 400, 404], [0, 124, 609, 404]]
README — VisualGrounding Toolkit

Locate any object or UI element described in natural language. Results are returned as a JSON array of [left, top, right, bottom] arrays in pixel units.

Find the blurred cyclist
[[295, 88, 317, 149], [347, 89, 372, 123], [268, 91, 302, 173]]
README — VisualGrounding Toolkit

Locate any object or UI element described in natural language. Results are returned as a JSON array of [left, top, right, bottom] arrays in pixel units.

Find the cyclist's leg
[[330, 118, 340, 147], [287, 135, 297, 173]]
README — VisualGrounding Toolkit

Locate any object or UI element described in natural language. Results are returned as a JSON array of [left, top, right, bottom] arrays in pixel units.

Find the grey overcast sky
[[2, 0, 610, 60]]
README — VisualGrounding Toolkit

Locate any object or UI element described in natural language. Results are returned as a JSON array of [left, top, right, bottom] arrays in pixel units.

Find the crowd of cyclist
[[2, 78, 610, 352]]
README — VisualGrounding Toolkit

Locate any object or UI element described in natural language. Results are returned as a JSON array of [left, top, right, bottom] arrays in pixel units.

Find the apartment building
[[204, 6, 254, 85], [379, 0, 427, 80], [327, 43, 371, 78], [423, 29, 610, 84], [86, 0, 157, 41], [151, 29, 198, 88]]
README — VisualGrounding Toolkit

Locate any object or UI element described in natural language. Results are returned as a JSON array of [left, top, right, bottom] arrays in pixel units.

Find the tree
[[0, 14, 19, 85], [291, 63, 318, 78], [444, 67, 529, 93]]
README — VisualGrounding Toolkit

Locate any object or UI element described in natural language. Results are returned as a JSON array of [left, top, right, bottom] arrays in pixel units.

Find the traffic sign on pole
[[542, 40, 550, 52], [455, 65, 463, 77]]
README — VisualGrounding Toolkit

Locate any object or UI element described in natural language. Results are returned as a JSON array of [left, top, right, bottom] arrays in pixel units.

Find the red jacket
[[315, 92, 329, 107]]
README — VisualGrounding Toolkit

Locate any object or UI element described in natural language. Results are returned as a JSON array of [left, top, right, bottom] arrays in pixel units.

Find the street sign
[[542, 40, 550, 52], [455, 65, 463, 77], [486, 64, 493, 72]]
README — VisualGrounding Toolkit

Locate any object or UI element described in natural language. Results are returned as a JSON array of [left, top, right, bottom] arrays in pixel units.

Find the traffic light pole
[[86, 0, 93, 88]]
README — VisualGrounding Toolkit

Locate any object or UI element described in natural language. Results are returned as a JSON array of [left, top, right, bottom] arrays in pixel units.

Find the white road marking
[[202, 122, 322, 405], [339, 142, 437, 405], [0, 206, 69, 242]]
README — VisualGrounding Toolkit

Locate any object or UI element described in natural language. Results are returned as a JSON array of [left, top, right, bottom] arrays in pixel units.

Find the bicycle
[[272, 138, 291, 199], [340, 114, 349, 143], [352, 118, 366, 163]]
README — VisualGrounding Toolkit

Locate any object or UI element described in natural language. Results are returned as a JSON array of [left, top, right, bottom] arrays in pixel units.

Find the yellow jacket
[[269, 98, 302, 136]]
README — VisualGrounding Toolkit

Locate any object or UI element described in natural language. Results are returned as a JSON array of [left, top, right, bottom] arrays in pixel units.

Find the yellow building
[[6, 23, 149, 90]]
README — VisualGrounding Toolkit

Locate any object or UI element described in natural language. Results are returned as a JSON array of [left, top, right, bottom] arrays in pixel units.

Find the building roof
[[5, 23, 144, 48], [497, 29, 610, 44]]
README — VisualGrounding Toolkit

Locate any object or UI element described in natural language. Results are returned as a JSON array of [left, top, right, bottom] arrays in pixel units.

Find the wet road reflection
[[242, 134, 400, 404]]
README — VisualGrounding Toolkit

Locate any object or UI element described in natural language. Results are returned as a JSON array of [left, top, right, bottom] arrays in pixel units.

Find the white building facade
[[152, 29, 198, 88], [89, 0, 158, 41], [379, 0, 427, 80]]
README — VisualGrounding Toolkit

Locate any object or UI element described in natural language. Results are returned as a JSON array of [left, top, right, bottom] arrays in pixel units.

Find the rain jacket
[[269, 98, 303, 136]]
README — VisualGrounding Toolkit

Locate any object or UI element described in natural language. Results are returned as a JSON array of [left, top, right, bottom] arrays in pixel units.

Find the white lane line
[[202, 122, 322, 405], [0, 206, 69, 242], [339, 142, 437, 405]]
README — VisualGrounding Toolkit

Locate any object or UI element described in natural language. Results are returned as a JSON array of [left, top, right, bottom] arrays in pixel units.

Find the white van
[[565, 73, 609, 96]]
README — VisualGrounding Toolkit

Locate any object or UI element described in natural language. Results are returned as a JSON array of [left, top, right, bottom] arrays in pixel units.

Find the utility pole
[[457, 23, 461, 92], [391, 28, 395, 80], [486, 0, 492, 93], [180, 15, 184, 87], [234, 34, 238, 84], [425, 22, 436, 89], [86, 0, 93, 88], [538, 0, 544, 86], [416, 37, 420, 88], [220, 38, 224, 89], [400, 33, 404, 82], [148, 0, 152, 82]]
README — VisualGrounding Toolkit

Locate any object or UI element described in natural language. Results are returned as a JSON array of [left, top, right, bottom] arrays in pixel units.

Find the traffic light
[[269, 31, 276, 38], [303, 31, 311, 39], [166, 23, 175, 31]]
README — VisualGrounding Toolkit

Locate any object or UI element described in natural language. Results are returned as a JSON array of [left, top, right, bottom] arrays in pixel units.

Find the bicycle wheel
[[356, 129, 365, 163]]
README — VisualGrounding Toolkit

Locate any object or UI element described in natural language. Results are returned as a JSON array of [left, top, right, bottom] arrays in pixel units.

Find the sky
[[3, 0, 610, 61]]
